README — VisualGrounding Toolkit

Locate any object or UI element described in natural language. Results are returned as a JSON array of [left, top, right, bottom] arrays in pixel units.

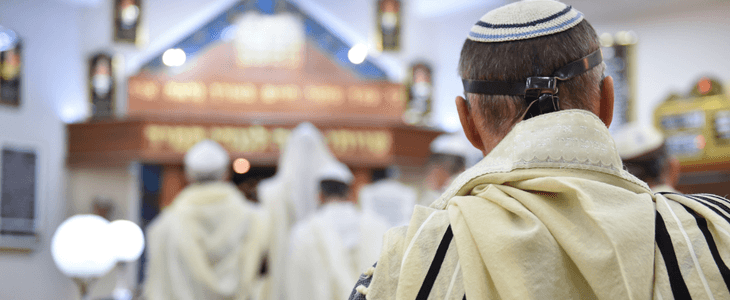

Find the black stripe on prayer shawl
[[691, 194, 730, 217], [659, 192, 730, 219], [659, 192, 730, 224], [697, 193, 730, 205], [655, 211, 692, 299], [415, 225, 453, 300], [684, 195, 730, 224], [682, 204, 730, 289]]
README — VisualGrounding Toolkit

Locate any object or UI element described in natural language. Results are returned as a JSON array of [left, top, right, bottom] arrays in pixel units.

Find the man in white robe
[[286, 160, 388, 300], [143, 140, 267, 300], [613, 122, 681, 193], [256, 122, 342, 300], [359, 168, 417, 228], [350, 1, 730, 299]]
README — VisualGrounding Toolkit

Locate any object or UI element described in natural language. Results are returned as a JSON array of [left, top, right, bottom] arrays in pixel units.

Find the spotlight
[[233, 158, 251, 174], [348, 44, 368, 65], [162, 48, 186, 67]]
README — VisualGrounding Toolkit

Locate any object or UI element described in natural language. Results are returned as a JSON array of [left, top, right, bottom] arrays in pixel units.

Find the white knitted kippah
[[184, 140, 230, 181], [468, 0, 584, 43], [317, 160, 354, 184], [612, 123, 665, 160]]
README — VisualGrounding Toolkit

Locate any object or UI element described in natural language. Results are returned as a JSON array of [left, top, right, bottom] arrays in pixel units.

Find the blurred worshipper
[[285, 160, 388, 300], [358, 167, 417, 228], [349, 1, 730, 299], [256, 122, 341, 300], [418, 131, 483, 206], [143, 140, 268, 300], [613, 123, 681, 193]]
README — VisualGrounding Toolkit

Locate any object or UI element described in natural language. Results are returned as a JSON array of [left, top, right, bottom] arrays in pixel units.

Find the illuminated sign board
[[142, 124, 393, 160], [128, 79, 406, 118]]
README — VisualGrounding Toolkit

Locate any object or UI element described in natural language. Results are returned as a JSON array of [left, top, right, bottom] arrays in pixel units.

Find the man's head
[[425, 132, 482, 191], [184, 140, 230, 183], [613, 123, 681, 189], [317, 160, 354, 203], [456, 0, 614, 154]]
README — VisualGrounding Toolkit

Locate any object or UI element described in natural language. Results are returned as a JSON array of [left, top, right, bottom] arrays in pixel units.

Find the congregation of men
[[143, 1, 730, 300]]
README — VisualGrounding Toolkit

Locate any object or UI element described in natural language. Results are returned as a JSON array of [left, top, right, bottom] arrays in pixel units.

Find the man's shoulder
[[352, 205, 459, 300], [652, 191, 730, 298], [656, 191, 730, 224]]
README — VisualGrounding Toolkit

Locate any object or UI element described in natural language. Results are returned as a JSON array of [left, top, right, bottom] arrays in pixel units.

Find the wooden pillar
[[349, 167, 371, 204], [159, 165, 187, 208]]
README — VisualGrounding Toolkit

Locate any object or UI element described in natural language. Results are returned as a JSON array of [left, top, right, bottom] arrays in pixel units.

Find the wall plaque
[[114, 0, 142, 44], [404, 63, 432, 125], [89, 53, 115, 119], [0, 38, 21, 107], [376, 0, 401, 51]]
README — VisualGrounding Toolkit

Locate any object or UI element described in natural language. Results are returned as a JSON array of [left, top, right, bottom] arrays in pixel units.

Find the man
[[418, 131, 482, 206], [257, 122, 342, 300], [613, 122, 681, 193], [285, 160, 388, 300], [359, 167, 417, 228], [350, 1, 730, 299], [144, 140, 267, 300]]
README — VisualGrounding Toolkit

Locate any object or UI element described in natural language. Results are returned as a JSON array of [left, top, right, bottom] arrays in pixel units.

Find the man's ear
[[456, 96, 485, 152], [599, 75, 615, 128]]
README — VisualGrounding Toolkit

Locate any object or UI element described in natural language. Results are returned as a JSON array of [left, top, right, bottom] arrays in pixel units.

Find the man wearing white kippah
[[285, 160, 388, 300], [144, 140, 268, 300], [349, 1, 730, 299], [418, 131, 483, 207], [613, 123, 682, 193]]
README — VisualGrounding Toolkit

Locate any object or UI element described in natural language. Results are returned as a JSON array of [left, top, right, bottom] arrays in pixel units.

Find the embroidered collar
[[432, 110, 649, 209]]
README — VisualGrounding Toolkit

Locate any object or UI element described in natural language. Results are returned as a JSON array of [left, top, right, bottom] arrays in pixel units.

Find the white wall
[[0, 0, 80, 299], [591, 1, 730, 128], [67, 166, 139, 298]]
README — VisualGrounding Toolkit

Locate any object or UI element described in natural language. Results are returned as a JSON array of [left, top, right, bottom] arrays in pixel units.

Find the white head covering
[[258, 122, 338, 222], [430, 131, 484, 168], [359, 179, 417, 228], [184, 140, 230, 182], [257, 123, 342, 300], [317, 160, 354, 184], [468, 0, 584, 43], [612, 123, 665, 160]]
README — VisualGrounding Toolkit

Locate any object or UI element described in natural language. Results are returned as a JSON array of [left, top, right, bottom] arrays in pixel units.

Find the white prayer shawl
[[143, 181, 267, 300], [359, 179, 417, 228], [358, 110, 730, 300], [286, 202, 388, 300], [257, 122, 340, 300]]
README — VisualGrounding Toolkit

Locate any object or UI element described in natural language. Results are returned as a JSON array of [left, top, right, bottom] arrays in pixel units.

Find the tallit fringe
[[363, 267, 375, 277], [356, 285, 369, 295]]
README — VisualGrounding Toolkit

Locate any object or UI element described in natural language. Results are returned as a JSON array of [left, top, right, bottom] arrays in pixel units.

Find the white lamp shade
[[108, 220, 145, 262], [51, 215, 116, 278]]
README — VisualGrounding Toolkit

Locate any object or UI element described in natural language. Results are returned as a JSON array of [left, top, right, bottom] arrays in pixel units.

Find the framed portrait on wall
[[403, 62, 432, 125], [376, 0, 401, 52], [114, 0, 142, 44], [0, 141, 43, 251], [0, 26, 21, 108], [88, 53, 115, 119]]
